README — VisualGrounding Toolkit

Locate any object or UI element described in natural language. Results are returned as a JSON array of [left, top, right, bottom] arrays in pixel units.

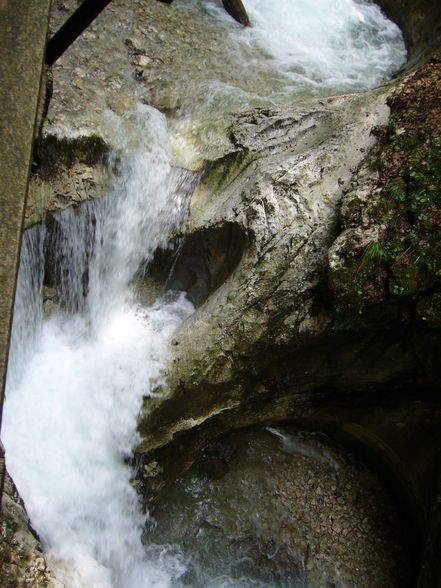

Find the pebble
[[133, 54, 152, 67]]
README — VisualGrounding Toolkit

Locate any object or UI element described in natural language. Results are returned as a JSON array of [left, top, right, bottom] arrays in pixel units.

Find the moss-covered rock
[[328, 50, 441, 331], [416, 293, 441, 327]]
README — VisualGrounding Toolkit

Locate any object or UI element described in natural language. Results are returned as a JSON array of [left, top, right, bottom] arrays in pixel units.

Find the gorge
[[1, 0, 441, 586]]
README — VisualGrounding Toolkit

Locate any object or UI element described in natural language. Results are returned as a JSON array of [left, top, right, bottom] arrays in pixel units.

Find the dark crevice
[[146, 222, 247, 307]]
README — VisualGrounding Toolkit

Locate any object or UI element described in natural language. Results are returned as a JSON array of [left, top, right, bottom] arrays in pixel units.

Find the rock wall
[[134, 71, 441, 586], [377, 0, 441, 61], [137, 90, 392, 452], [0, 471, 62, 588]]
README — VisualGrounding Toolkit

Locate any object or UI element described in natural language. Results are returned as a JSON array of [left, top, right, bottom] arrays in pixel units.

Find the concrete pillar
[[0, 0, 52, 503]]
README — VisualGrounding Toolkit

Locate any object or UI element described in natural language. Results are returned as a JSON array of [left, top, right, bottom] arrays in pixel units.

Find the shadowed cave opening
[[145, 222, 247, 308]]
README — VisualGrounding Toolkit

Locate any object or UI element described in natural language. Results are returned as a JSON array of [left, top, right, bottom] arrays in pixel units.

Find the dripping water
[[6, 226, 45, 392]]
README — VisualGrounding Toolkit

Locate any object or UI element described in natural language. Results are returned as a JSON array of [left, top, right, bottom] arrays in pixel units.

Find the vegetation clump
[[332, 50, 441, 328]]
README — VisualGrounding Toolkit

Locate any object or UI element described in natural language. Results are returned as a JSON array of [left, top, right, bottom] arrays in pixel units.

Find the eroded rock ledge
[[137, 89, 392, 453], [27, 134, 109, 226]]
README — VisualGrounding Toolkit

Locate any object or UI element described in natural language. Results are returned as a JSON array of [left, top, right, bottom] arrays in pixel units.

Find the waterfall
[[6, 225, 45, 392], [2, 106, 194, 587]]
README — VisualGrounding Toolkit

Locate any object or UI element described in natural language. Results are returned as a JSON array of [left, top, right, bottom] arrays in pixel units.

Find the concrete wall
[[0, 0, 52, 498]]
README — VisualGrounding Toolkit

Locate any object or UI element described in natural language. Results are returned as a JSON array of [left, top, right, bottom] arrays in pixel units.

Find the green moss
[[201, 149, 254, 197], [341, 193, 365, 229], [416, 293, 441, 326], [378, 131, 441, 288], [331, 52, 441, 331]]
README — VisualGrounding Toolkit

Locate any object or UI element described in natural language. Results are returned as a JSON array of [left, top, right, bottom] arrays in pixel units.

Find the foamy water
[[5, 299, 192, 587], [3, 106, 194, 587], [233, 0, 406, 93], [170, 0, 406, 166], [181, 0, 406, 101]]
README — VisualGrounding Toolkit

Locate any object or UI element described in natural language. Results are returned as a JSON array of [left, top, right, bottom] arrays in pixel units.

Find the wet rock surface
[[27, 135, 110, 226], [137, 89, 392, 452], [148, 428, 411, 588], [376, 0, 441, 61], [8, 0, 441, 584], [0, 472, 62, 588], [47, 0, 255, 167], [27, 0, 244, 224]]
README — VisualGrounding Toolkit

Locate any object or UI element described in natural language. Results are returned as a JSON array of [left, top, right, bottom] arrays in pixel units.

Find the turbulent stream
[[3, 1, 407, 586]]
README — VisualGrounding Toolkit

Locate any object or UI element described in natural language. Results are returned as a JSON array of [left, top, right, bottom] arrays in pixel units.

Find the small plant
[[362, 240, 385, 263], [30, 160, 40, 177]]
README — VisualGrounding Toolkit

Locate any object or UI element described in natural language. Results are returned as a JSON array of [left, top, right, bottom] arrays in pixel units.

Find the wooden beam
[[0, 0, 52, 504], [221, 0, 250, 26], [45, 0, 114, 66]]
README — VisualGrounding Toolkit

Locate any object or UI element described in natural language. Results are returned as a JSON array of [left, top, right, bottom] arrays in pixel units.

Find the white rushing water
[[235, 0, 406, 92], [180, 0, 407, 102], [2, 1, 408, 586], [3, 106, 194, 587], [170, 0, 406, 167]]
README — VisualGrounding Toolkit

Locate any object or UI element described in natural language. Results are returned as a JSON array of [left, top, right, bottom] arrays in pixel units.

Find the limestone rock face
[[137, 89, 392, 451], [0, 471, 62, 588], [327, 162, 385, 304], [27, 135, 109, 227], [377, 0, 441, 60]]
